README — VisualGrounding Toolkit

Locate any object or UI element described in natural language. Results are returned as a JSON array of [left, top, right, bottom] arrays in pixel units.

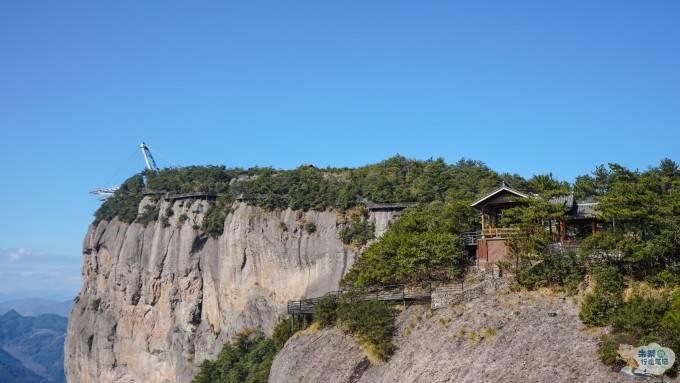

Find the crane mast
[[140, 142, 159, 171]]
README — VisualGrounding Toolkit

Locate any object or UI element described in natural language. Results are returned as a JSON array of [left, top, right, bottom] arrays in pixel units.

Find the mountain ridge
[[0, 310, 67, 383], [0, 299, 72, 318]]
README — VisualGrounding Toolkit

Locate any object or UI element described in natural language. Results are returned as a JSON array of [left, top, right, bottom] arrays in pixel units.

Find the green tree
[[93, 174, 145, 224], [499, 196, 582, 291], [341, 203, 470, 289], [579, 266, 624, 326], [339, 213, 375, 247], [335, 300, 396, 361], [313, 295, 338, 327], [192, 330, 277, 383], [526, 173, 571, 197], [500, 196, 567, 261], [574, 164, 611, 199], [612, 296, 669, 341], [581, 160, 680, 279]]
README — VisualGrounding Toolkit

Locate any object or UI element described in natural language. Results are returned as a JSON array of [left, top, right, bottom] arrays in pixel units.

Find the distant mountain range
[[0, 310, 67, 383], [0, 299, 72, 318]]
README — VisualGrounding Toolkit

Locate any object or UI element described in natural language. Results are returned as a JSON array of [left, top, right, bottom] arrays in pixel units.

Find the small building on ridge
[[470, 183, 601, 271]]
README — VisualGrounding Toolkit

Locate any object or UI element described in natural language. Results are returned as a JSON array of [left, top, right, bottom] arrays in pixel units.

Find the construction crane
[[140, 142, 159, 171], [90, 142, 160, 201]]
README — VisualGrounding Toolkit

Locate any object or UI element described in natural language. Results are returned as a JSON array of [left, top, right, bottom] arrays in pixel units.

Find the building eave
[[470, 184, 530, 208]]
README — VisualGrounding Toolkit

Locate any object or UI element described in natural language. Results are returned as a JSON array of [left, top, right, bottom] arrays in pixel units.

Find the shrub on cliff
[[201, 196, 232, 237], [303, 221, 317, 234], [145, 165, 238, 194], [341, 203, 471, 289], [579, 266, 624, 327], [136, 203, 160, 226], [336, 300, 396, 362], [612, 295, 669, 341], [597, 333, 634, 369], [93, 174, 145, 224], [594, 292, 680, 371], [313, 295, 338, 327], [271, 316, 306, 350], [515, 249, 584, 293], [339, 208, 375, 247], [313, 296, 396, 363], [192, 329, 276, 383], [568, 161, 680, 371]]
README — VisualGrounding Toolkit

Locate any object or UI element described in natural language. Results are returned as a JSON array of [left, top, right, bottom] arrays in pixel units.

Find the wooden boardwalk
[[143, 190, 218, 201], [364, 201, 417, 211], [287, 270, 489, 315]]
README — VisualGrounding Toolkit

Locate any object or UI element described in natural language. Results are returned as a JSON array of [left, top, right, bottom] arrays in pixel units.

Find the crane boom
[[90, 142, 162, 200], [90, 187, 118, 201], [140, 142, 159, 171]]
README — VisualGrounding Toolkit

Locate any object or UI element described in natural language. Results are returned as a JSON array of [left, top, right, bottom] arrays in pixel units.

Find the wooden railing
[[143, 189, 218, 201], [287, 285, 432, 315], [481, 227, 520, 238]]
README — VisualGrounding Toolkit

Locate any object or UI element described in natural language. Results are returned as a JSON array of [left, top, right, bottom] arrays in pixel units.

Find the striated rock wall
[[65, 198, 399, 383]]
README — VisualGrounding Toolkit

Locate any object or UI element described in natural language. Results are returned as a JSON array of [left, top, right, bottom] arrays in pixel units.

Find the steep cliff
[[65, 197, 398, 383]]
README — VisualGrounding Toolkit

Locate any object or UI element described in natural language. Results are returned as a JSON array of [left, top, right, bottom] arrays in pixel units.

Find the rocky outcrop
[[268, 327, 368, 383], [270, 290, 637, 383], [65, 198, 399, 383]]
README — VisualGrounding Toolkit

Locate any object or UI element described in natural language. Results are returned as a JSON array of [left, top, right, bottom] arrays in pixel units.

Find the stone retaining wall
[[431, 278, 508, 309]]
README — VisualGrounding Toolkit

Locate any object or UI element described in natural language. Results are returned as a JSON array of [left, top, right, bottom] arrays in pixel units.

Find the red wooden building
[[470, 183, 600, 271]]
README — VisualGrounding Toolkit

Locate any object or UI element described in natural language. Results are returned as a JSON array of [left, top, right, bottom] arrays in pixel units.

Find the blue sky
[[1, 1, 679, 300]]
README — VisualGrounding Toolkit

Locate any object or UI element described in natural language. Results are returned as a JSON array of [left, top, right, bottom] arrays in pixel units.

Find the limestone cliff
[[65, 198, 398, 383]]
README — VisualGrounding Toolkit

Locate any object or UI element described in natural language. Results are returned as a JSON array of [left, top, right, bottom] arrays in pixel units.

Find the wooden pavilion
[[469, 182, 600, 270]]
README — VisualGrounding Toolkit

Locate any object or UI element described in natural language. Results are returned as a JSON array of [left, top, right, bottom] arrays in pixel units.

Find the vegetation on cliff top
[[93, 174, 145, 224], [185, 158, 680, 379], [504, 159, 680, 372], [93, 156, 526, 226], [579, 160, 680, 372]]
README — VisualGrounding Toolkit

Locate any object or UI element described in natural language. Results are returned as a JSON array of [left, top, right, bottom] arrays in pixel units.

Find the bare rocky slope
[[65, 198, 398, 383], [269, 289, 639, 383]]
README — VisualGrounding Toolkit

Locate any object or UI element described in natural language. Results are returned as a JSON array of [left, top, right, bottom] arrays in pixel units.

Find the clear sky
[[1, 1, 679, 300]]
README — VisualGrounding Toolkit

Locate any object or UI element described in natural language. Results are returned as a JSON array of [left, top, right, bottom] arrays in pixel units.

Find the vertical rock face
[[65, 199, 398, 383]]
